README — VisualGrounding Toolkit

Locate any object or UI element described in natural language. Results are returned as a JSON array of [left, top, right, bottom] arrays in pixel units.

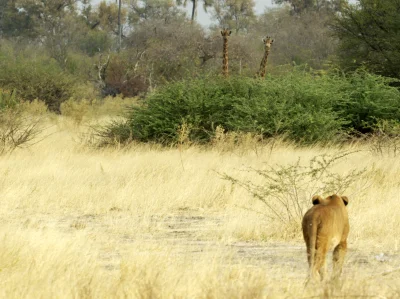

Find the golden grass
[[59, 96, 140, 125], [1, 117, 400, 298]]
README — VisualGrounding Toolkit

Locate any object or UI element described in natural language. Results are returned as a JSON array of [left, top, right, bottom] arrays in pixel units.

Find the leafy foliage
[[212, 0, 256, 33], [0, 48, 76, 112], [273, 0, 346, 14], [97, 70, 400, 146], [332, 0, 400, 79], [332, 71, 400, 133], [176, 0, 214, 22], [97, 74, 337, 145]]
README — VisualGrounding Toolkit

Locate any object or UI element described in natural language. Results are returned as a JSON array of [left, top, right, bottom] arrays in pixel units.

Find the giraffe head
[[263, 36, 274, 50], [221, 29, 232, 39]]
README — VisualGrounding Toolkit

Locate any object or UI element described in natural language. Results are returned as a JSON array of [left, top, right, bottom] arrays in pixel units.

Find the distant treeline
[[0, 0, 399, 107]]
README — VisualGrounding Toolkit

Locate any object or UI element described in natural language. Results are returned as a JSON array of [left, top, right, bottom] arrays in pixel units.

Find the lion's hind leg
[[313, 237, 329, 282], [332, 240, 347, 280], [319, 259, 328, 282]]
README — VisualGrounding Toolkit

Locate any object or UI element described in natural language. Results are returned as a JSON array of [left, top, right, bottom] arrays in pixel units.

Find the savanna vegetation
[[1, 0, 400, 298]]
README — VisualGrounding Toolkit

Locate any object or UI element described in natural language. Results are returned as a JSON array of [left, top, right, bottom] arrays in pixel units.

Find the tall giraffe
[[257, 36, 274, 78], [221, 29, 232, 77]]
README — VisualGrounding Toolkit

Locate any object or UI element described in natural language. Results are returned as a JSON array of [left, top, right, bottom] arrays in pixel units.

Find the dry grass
[[59, 96, 140, 125], [1, 117, 400, 298]]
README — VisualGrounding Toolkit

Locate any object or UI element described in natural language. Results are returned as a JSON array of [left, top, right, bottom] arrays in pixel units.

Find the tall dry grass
[[1, 117, 400, 298]]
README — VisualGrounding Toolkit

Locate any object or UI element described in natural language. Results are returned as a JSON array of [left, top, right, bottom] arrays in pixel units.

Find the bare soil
[[18, 210, 400, 285]]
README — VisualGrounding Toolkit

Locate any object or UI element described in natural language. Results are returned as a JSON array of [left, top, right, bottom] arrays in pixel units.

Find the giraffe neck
[[222, 37, 229, 77], [258, 49, 270, 78]]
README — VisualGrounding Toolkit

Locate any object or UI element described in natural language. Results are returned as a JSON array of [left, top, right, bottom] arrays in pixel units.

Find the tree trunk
[[117, 0, 122, 51], [191, 0, 197, 22]]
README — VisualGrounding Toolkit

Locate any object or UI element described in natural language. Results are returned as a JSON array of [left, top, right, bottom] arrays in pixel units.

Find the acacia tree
[[273, 0, 347, 13], [128, 0, 185, 24], [0, 0, 70, 38], [212, 0, 256, 33], [8, 0, 81, 67], [331, 0, 400, 79], [177, 0, 213, 22], [97, 1, 127, 35], [0, 0, 35, 37]]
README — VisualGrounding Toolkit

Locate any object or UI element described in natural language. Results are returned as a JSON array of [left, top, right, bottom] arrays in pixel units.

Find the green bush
[[332, 71, 400, 133], [0, 48, 77, 113], [97, 69, 400, 146]]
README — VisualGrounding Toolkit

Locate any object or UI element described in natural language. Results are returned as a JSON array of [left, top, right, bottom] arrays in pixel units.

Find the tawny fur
[[302, 194, 349, 282]]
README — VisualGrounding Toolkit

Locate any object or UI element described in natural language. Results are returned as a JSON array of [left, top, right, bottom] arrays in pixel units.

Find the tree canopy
[[212, 0, 256, 33], [0, 0, 400, 102], [332, 0, 400, 79], [273, 0, 346, 13]]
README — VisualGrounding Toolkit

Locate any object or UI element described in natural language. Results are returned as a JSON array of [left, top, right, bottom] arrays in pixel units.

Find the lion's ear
[[342, 196, 349, 206], [312, 195, 323, 205]]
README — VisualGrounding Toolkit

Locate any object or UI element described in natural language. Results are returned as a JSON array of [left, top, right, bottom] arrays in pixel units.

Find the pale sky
[[93, 1, 357, 27], [195, 0, 276, 26], [180, 0, 358, 26], [93, 0, 278, 27]]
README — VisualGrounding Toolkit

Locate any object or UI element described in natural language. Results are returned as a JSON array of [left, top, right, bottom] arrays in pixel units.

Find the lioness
[[302, 194, 349, 282]]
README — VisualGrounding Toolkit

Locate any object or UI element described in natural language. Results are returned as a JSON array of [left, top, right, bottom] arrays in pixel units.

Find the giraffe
[[221, 29, 232, 77], [257, 36, 274, 78]]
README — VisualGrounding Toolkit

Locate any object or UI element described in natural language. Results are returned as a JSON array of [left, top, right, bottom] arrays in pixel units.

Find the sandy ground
[[8, 209, 400, 282]]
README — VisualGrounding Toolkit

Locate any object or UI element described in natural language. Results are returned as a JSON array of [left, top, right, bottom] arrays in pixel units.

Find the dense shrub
[[97, 70, 400, 146], [332, 71, 400, 133], [0, 48, 76, 113]]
